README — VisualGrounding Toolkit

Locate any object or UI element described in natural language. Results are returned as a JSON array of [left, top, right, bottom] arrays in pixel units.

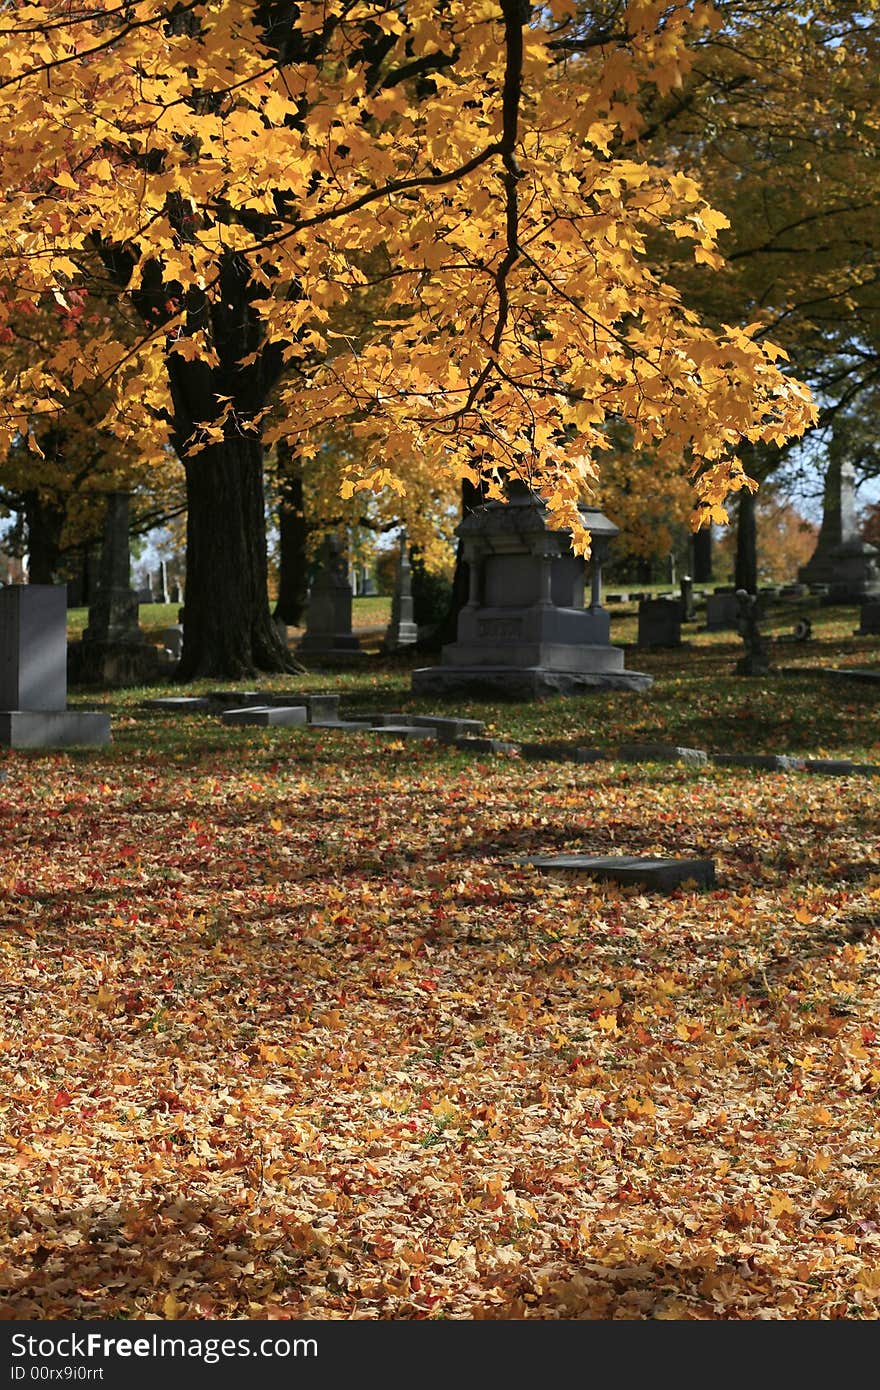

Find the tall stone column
[[84, 492, 143, 644], [384, 531, 418, 649]]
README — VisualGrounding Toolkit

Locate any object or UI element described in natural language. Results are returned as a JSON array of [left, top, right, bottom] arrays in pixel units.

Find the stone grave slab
[[369, 725, 436, 740], [618, 743, 708, 766], [0, 710, 111, 749], [267, 693, 340, 720], [411, 715, 486, 738], [522, 854, 716, 891], [452, 736, 520, 755], [208, 690, 264, 707], [309, 719, 373, 730], [351, 711, 412, 726], [821, 668, 880, 685], [222, 705, 307, 727], [142, 696, 212, 712], [803, 759, 855, 775], [711, 753, 805, 771], [520, 743, 606, 763]]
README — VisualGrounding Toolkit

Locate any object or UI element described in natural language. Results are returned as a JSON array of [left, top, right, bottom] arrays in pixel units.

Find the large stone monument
[[828, 463, 880, 601], [800, 458, 880, 601], [412, 483, 651, 698], [383, 531, 418, 651], [0, 585, 110, 747], [296, 535, 364, 664], [68, 493, 161, 686]]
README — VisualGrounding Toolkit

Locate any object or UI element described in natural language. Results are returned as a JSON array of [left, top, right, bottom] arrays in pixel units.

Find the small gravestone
[[704, 591, 740, 631], [222, 705, 307, 727], [734, 590, 772, 676], [297, 535, 365, 664], [637, 598, 682, 649], [383, 532, 418, 650], [523, 854, 716, 891], [169, 582, 181, 604], [0, 585, 110, 748], [857, 602, 880, 635]]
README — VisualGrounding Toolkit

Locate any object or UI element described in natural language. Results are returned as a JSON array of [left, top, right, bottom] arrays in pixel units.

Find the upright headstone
[[68, 493, 161, 686], [412, 482, 651, 697], [169, 582, 181, 604], [384, 531, 418, 650], [637, 598, 682, 648], [296, 535, 364, 663], [153, 561, 169, 604], [84, 493, 142, 644], [0, 585, 110, 747], [704, 591, 740, 630]]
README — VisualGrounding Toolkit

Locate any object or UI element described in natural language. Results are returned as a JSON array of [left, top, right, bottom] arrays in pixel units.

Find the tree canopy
[[0, 1, 817, 672]]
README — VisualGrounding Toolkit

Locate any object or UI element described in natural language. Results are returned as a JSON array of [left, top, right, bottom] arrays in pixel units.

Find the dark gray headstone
[[637, 598, 682, 648], [0, 584, 67, 711], [704, 592, 740, 631]]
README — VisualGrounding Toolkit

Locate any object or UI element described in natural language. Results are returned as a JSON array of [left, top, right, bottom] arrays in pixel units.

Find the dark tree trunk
[[692, 526, 713, 583], [274, 444, 309, 627], [23, 490, 65, 584], [735, 488, 758, 594], [177, 436, 291, 679]]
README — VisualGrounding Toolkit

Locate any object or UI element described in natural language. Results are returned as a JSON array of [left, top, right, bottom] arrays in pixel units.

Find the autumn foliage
[[0, 1, 815, 550]]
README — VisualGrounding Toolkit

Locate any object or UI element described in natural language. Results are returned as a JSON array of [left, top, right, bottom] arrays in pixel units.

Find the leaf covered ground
[[2, 605, 880, 1319]]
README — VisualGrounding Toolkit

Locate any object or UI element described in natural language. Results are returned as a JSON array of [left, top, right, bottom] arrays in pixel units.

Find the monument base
[[68, 638, 163, 687], [412, 664, 653, 699], [0, 710, 111, 748]]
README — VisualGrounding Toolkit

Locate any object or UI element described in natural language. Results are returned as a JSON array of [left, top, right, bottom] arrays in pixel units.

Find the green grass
[[59, 595, 880, 763]]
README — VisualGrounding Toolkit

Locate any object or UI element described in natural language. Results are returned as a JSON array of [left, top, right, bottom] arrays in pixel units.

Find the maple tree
[[0, 1, 815, 677]]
